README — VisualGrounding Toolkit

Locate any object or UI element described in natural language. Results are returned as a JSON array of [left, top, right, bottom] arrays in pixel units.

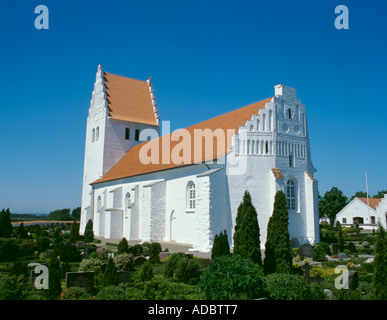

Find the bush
[[148, 242, 162, 264], [95, 284, 128, 300], [114, 253, 134, 271], [174, 257, 200, 285], [157, 279, 197, 300], [139, 261, 154, 282], [163, 252, 187, 278], [265, 273, 325, 300], [60, 287, 90, 300], [312, 245, 327, 262], [198, 255, 265, 300], [102, 258, 118, 287]]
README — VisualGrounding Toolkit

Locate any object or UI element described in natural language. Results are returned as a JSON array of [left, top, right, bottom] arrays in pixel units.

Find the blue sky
[[1, 0, 386, 213]]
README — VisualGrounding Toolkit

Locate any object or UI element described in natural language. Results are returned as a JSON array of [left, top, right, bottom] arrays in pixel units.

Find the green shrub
[[198, 255, 265, 300], [148, 242, 162, 264], [117, 237, 129, 254], [102, 258, 119, 287], [157, 279, 197, 300], [265, 273, 325, 300], [312, 245, 327, 262], [95, 284, 128, 300], [139, 261, 154, 282], [114, 253, 134, 271], [60, 287, 90, 300], [163, 252, 187, 278], [174, 257, 200, 285]]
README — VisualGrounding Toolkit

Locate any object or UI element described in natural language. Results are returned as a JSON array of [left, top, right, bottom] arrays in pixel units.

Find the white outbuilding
[[335, 196, 387, 230], [80, 65, 320, 252]]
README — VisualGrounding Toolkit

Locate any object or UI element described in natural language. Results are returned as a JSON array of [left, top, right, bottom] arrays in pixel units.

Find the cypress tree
[[211, 230, 231, 260], [149, 242, 162, 264], [233, 191, 262, 265], [336, 221, 345, 252], [0, 208, 13, 238], [264, 190, 292, 275], [69, 222, 79, 244], [117, 237, 129, 254], [102, 258, 119, 287], [84, 219, 94, 243], [373, 224, 387, 299], [47, 251, 62, 299]]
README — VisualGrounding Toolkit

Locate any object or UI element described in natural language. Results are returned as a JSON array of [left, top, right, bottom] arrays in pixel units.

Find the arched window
[[186, 181, 196, 211], [92, 128, 95, 142], [286, 179, 297, 211], [96, 127, 99, 141], [125, 192, 131, 208], [262, 114, 266, 131]]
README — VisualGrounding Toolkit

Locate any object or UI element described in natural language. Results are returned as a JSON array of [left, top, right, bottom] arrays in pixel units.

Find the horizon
[[1, 1, 387, 213]]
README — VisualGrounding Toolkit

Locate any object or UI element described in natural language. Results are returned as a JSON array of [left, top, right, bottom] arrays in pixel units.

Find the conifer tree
[[102, 258, 119, 287], [0, 208, 13, 238], [373, 224, 387, 299], [149, 242, 162, 264], [336, 221, 345, 252], [47, 251, 62, 299], [233, 191, 262, 265], [211, 230, 231, 259], [84, 219, 94, 243], [117, 237, 129, 254], [264, 190, 292, 275], [69, 221, 79, 243]]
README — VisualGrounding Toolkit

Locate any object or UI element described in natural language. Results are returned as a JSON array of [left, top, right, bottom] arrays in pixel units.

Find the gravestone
[[159, 252, 171, 262], [346, 243, 357, 253], [133, 256, 147, 267], [65, 271, 94, 294], [301, 262, 313, 283], [117, 270, 131, 284], [338, 252, 349, 259], [330, 243, 341, 254], [77, 241, 86, 248], [299, 244, 313, 258]]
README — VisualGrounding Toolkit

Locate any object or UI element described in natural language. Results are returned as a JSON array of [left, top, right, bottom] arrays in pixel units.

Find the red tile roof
[[92, 97, 271, 184], [357, 197, 382, 210], [104, 72, 158, 126]]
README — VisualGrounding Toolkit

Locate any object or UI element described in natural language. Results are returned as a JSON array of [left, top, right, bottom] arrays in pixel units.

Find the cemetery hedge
[[0, 210, 385, 300]]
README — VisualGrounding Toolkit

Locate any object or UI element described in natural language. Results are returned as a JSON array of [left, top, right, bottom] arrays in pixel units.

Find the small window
[[125, 128, 130, 140], [286, 179, 297, 211], [97, 196, 102, 211], [92, 128, 95, 142], [96, 127, 99, 141], [343, 218, 347, 224], [371, 216, 376, 224], [288, 109, 292, 119], [135, 129, 140, 141], [289, 155, 293, 167], [265, 141, 269, 154], [186, 181, 196, 211]]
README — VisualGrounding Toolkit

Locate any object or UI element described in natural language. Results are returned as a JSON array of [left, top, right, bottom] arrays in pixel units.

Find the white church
[[80, 65, 320, 252]]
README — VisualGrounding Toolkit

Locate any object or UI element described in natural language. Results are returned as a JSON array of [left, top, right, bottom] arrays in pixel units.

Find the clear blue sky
[[1, 0, 386, 213]]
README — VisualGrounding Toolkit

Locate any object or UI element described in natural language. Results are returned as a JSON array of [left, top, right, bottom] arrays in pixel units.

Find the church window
[[125, 192, 132, 208], [269, 110, 272, 131], [343, 218, 347, 224], [289, 154, 294, 167], [135, 129, 140, 141], [262, 114, 266, 131], [92, 129, 95, 142], [286, 179, 297, 212], [96, 127, 99, 141], [125, 128, 130, 140], [97, 196, 102, 211], [186, 181, 196, 211], [288, 109, 292, 119], [265, 141, 269, 154]]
